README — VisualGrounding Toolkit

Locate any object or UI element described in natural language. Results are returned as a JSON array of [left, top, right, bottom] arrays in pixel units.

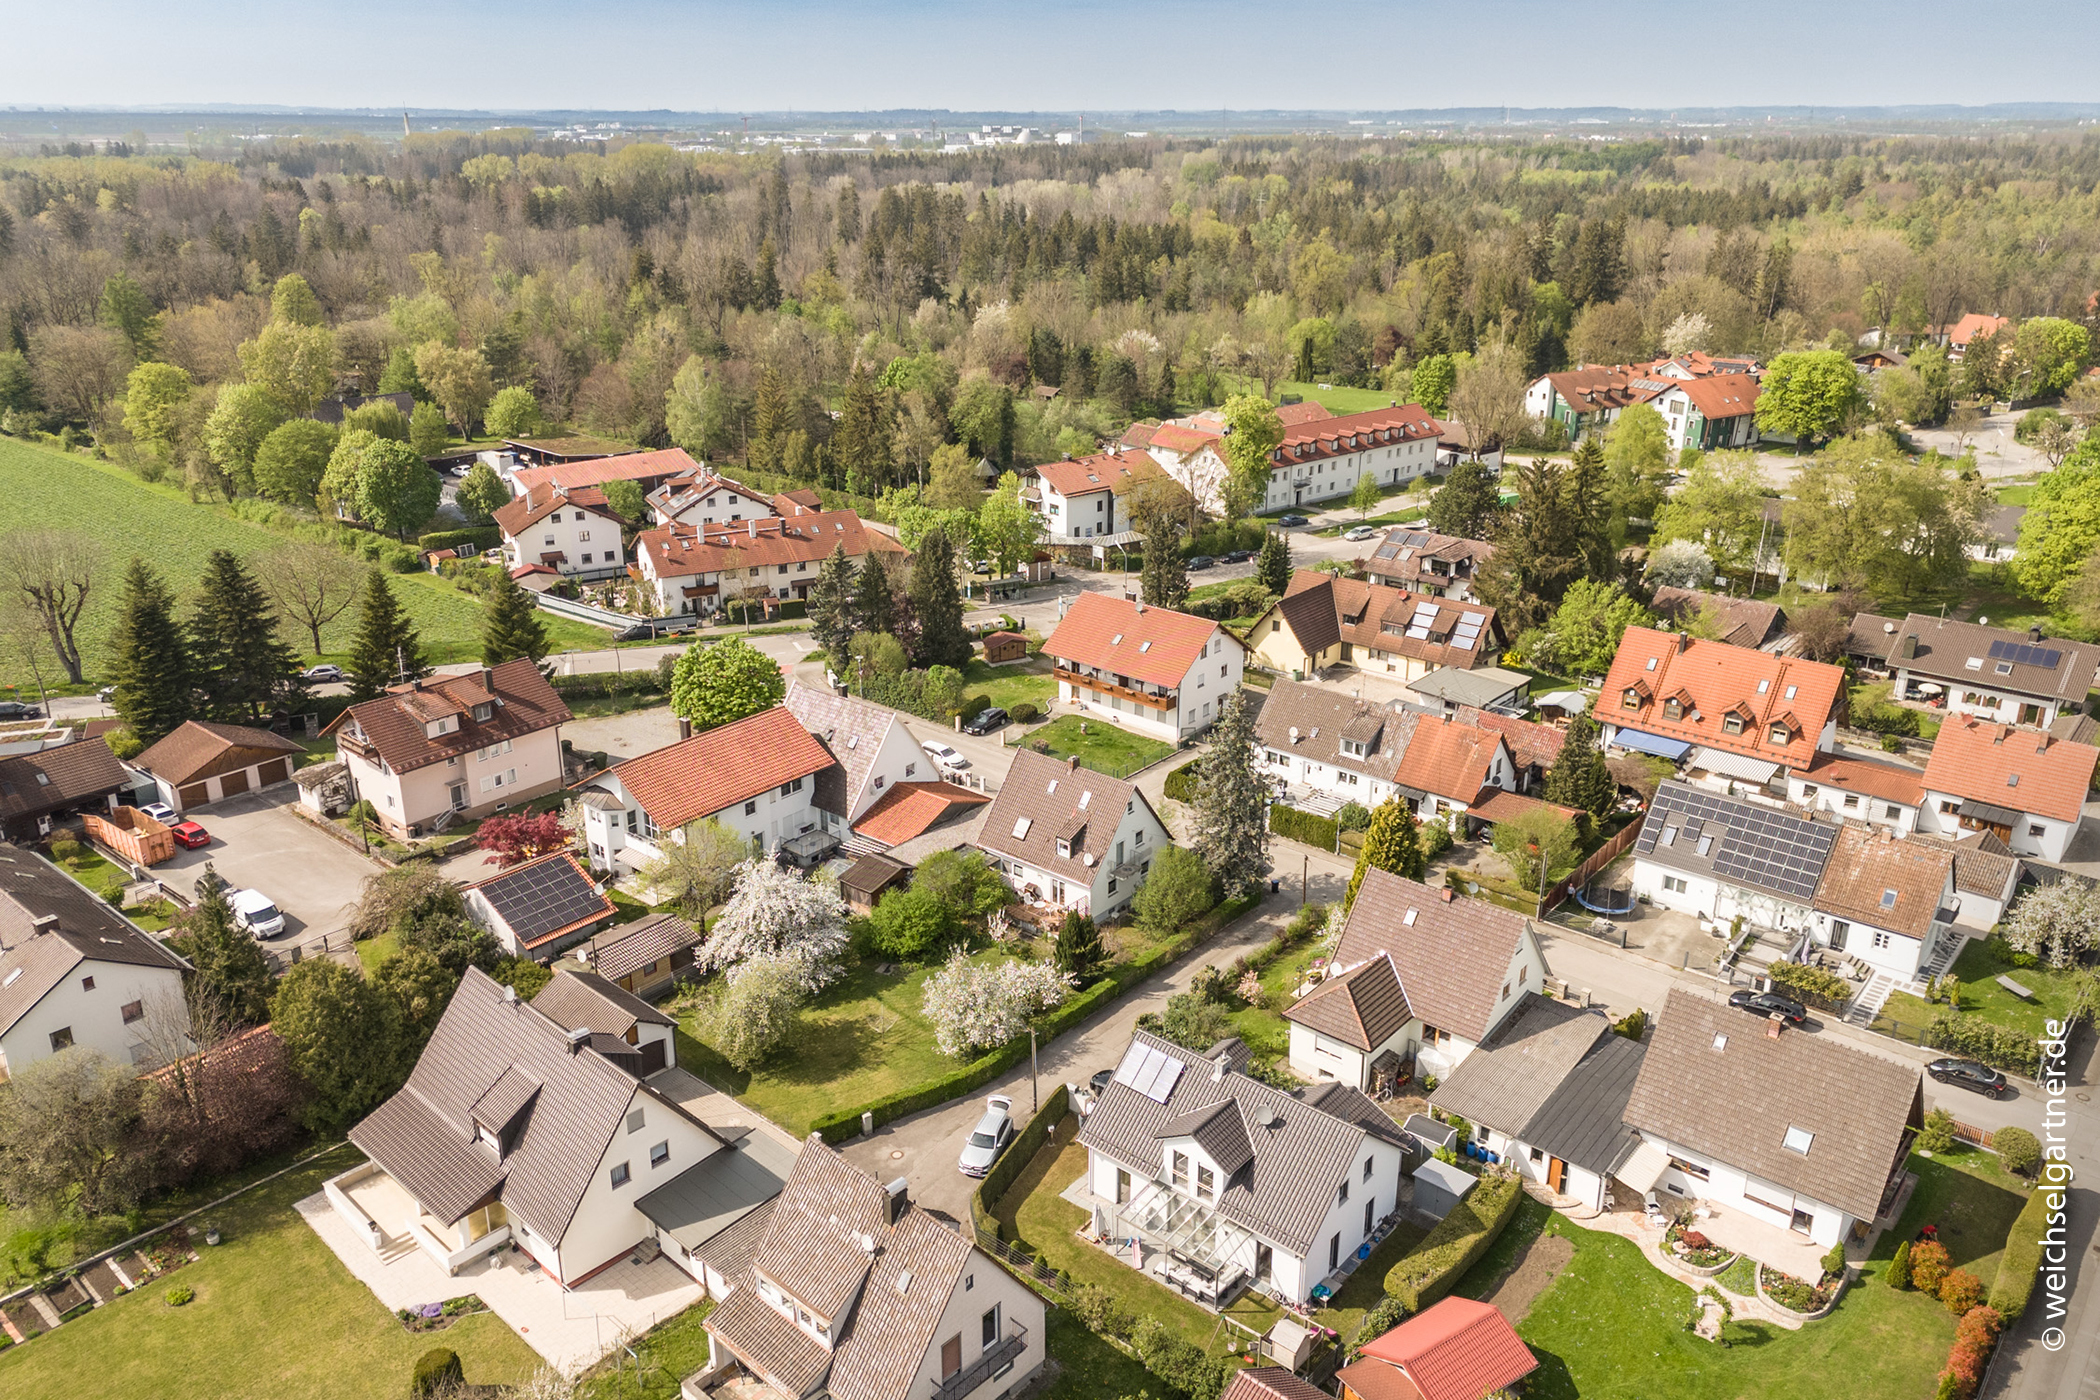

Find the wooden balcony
[[1054, 664, 1175, 712]]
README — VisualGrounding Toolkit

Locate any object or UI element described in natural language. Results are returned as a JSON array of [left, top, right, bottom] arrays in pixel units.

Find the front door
[[449, 783, 469, 811], [1790, 1208, 1815, 1236], [1256, 1243, 1272, 1281], [1547, 1158, 1565, 1192]]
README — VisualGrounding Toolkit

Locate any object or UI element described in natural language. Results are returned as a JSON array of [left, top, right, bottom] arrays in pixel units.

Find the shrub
[[1067, 1281, 1134, 1341], [1822, 1242, 1848, 1280], [1761, 1267, 1823, 1312], [1984, 935, 2042, 971], [1336, 801, 1373, 832], [1926, 1011, 2042, 1076], [1939, 1342, 1986, 1400], [1956, 1305, 2003, 1352], [1940, 1268, 1987, 1315], [164, 1283, 195, 1307], [1384, 1171, 1525, 1311], [958, 693, 992, 721], [1269, 803, 1339, 851], [48, 837, 82, 863], [1611, 1008, 1647, 1041], [1163, 759, 1203, 802], [1889, 1240, 1913, 1289], [1417, 820, 1453, 862], [1993, 1126, 2040, 1178], [1131, 1315, 1233, 1400], [411, 1348, 464, 1396], [1992, 1183, 2053, 1319], [1131, 845, 1216, 935], [1918, 1107, 1959, 1154], [1765, 959, 1852, 1009], [1681, 1230, 1711, 1251], [1009, 702, 1040, 724], [416, 526, 502, 553], [1910, 1239, 1952, 1295], [1351, 1296, 1408, 1357]]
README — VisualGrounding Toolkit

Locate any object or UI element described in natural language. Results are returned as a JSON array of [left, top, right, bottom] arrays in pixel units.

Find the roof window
[[1784, 684, 1798, 700], [1712, 1033, 1728, 1051], [1139, 641, 1151, 652], [1111, 634, 1123, 646], [1881, 889, 1898, 909], [1783, 1126, 1814, 1155], [1012, 818, 1032, 840], [1756, 679, 1770, 695], [1645, 657, 1659, 671]]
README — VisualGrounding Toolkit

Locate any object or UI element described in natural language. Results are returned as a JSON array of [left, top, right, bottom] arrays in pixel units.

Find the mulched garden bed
[[2, 1299, 46, 1342], [395, 1295, 491, 1333], [1758, 1264, 1839, 1316]]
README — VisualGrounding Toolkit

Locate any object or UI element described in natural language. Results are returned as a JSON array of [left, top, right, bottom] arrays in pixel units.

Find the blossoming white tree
[[923, 949, 1072, 1058], [2001, 880, 2100, 969], [697, 859, 850, 991]]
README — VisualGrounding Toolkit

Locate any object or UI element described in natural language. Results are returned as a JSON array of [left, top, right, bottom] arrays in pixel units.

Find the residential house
[[784, 683, 986, 849], [0, 737, 131, 841], [647, 468, 782, 529], [129, 720, 304, 815], [1939, 313, 2011, 361], [325, 661, 571, 839], [1523, 354, 1762, 443], [1043, 592, 1245, 743], [1252, 681, 1520, 828], [1248, 571, 1502, 682], [1259, 405, 1440, 513], [1337, 1297, 1540, 1400], [533, 969, 678, 1076], [1806, 825, 1960, 986], [575, 912, 704, 1001], [494, 484, 628, 582], [1904, 831, 2024, 929], [1620, 988, 1922, 1248], [1970, 504, 2026, 564], [1077, 1029, 1411, 1303], [701, 1138, 1044, 1400], [1850, 614, 2100, 730], [1019, 448, 1163, 542], [975, 750, 1169, 920], [463, 852, 617, 962], [1288, 869, 1551, 1084], [1646, 374, 1762, 453], [1362, 530, 1496, 602], [1404, 667, 1531, 717], [1648, 589, 1785, 651], [1221, 1369, 1339, 1400], [0, 843, 190, 1079], [634, 512, 909, 619], [575, 707, 835, 871], [1458, 709, 1565, 794], [333, 967, 761, 1280], [1786, 754, 1924, 835], [1598, 627, 1845, 785], [1142, 423, 1232, 516], [1629, 781, 1838, 936], [509, 445, 700, 498], [1918, 716, 2098, 863]]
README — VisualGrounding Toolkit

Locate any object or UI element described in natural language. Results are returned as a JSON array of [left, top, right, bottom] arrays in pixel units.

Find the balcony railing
[[931, 1323, 1029, 1400], [1054, 664, 1175, 712]]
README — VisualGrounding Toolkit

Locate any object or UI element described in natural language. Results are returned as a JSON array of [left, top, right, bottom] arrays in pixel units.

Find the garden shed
[[1409, 1156, 1477, 1224]]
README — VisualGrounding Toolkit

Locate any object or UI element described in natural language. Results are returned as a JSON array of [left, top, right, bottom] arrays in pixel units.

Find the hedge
[[811, 892, 1259, 1144], [1269, 803, 1338, 851], [1990, 1182, 2055, 1320], [1383, 1171, 1525, 1312], [1926, 1012, 2042, 1077], [1163, 759, 1203, 802], [969, 1083, 1072, 1240], [417, 526, 502, 553], [550, 670, 667, 700], [1765, 960, 1852, 1011]]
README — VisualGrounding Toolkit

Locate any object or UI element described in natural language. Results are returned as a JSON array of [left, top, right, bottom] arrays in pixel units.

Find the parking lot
[[156, 787, 384, 949]]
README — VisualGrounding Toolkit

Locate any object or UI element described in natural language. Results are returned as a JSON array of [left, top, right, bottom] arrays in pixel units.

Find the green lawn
[[1959, 560, 2053, 636], [1875, 938, 2088, 1042], [1995, 483, 2040, 507], [1275, 381, 1408, 415], [0, 1157, 540, 1400], [577, 1298, 715, 1400], [1226, 938, 1332, 1062], [52, 849, 127, 902], [1506, 1151, 2025, 1400], [1312, 1216, 1426, 1345], [0, 437, 606, 688], [354, 931, 402, 976], [962, 658, 1057, 716], [1011, 713, 1176, 779]]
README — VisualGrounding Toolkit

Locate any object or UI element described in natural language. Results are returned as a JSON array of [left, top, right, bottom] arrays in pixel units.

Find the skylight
[[1403, 908, 1418, 925], [1784, 684, 1798, 700], [1012, 818, 1032, 839], [1881, 889, 1898, 909], [1111, 634, 1123, 646], [1783, 1126, 1814, 1155], [1139, 641, 1151, 652], [1712, 1033, 1728, 1051], [1646, 657, 1659, 671], [1756, 679, 1770, 694]]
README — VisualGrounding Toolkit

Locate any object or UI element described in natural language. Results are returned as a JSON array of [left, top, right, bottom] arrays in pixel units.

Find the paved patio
[[1677, 1199, 1828, 1279], [299, 1191, 703, 1373]]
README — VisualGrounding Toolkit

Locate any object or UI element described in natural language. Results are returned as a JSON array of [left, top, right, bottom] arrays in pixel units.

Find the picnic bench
[[1996, 974, 2036, 1000]]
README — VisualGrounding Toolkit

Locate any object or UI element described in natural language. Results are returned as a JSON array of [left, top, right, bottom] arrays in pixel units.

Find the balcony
[[1054, 664, 1175, 712], [931, 1322, 1029, 1400]]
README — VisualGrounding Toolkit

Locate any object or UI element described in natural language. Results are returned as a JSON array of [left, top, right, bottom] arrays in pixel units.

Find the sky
[[4, 0, 2095, 115]]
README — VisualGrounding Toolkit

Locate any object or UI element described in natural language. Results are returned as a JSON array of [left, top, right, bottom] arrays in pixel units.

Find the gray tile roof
[[1330, 870, 1534, 1044], [532, 969, 675, 1036], [1253, 679, 1417, 788], [0, 844, 189, 1036], [1298, 1081, 1412, 1150], [1159, 1099, 1256, 1175], [786, 683, 899, 819], [1428, 998, 1613, 1141], [1078, 1028, 1380, 1255], [692, 1195, 776, 1281], [1283, 951, 1411, 1051], [580, 911, 702, 984], [1518, 1031, 1647, 1177], [1622, 988, 1923, 1220], [748, 1135, 891, 1320], [1635, 781, 1838, 903], [1877, 613, 2100, 702], [976, 748, 1151, 883]]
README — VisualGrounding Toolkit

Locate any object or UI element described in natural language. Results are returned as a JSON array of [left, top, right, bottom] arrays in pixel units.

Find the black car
[[1728, 989, 1808, 1025], [0, 702, 40, 720], [1221, 549, 1257, 564], [1277, 514, 1310, 528], [1186, 555, 1216, 570], [1928, 1057, 2010, 1098], [613, 623, 662, 641], [962, 706, 1010, 736], [1089, 1068, 1116, 1097]]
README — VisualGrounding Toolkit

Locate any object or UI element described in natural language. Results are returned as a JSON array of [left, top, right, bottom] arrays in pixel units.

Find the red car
[[170, 821, 211, 850]]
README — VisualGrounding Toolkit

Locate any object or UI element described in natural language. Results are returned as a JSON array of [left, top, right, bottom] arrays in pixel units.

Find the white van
[[230, 888, 286, 939]]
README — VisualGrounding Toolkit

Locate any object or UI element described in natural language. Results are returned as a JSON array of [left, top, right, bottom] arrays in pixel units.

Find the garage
[[218, 768, 250, 798], [131, 720, 308, 815]]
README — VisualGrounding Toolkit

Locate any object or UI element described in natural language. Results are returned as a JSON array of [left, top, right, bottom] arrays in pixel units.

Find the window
[[627, 1107, 646, 1133], [121, 1000, 143, 1024], [610, 1162, 631, 1188], [1782, 1126, 1814, 1155], [1330, 1234, 1341, 1270], [49, 1026, 73, 1052], [1843, 794, 1860, 809], [1873, 931, 1892, 949], [1829, 920, 1849, 950], [1171, 1151, 1188, 1191], [1196, 1164, 1213, 1200], [1721, 712, 1745, 735], [745, 800, 758, 816], [1769, 724, 1791, 745], [1668, 1156, 1710, 1182], [1661, 875, 1689, 894], [2031, 824, 2047, 837], [1621, 689, 1640, 710], [1519, 965, 1529, 985], [578, 529, 591, 541], [982, 1304, 1002, 1349], [1363, 1156, 1375, 1181], [650, 1140, 670, 1167], [1337, 1179, 1349, 1205], [779, 777, 804, 798], [81, 975, 95, 991]]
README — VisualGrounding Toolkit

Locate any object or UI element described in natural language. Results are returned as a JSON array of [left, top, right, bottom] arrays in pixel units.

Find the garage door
[[178, 783, 209, 809], [639, 1040, 668, 1074], [218, 768, 250, 798], [255, 757, 291, 788]]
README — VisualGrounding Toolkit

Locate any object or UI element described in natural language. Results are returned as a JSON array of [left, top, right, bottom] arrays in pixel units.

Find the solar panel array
[[1405, 602, 1439, 640], [1634, 782, 1837, 902], [1452, 611, 1486, 650], [482, 857, 607, 941], [1987, 638, 2063, 670], [1113, 1041, 1188, 1103]]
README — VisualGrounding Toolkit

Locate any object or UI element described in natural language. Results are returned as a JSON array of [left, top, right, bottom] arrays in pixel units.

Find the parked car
[[0, 701, 41, 719], [139, 802, 178, 825], [1221, 549, 1257, 564], [1186, 554, 1216, 570], [1927, 1057, 2010, 1098], [301, 664, 344, 682], [97, 685, 117, 702], [1727, 989, 1808, 1025], [921, 740, 971, 772], [1088, 1068, 1116, 1097], [612, 623, 662, 641], [958, 1095, 1016, 1177], [1277, 514, 1310, 528], [1343, 525, 1378, 541], [962, 707, 1010, 737], [169, 820, 212, 850], [229, 888, 286, 939]]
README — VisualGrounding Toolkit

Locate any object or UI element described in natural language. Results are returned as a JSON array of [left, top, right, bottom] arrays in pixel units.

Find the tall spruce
[[1346, 799, 1424, 910], [107, 558, 193, 745], [168, 876, 275, 1027], [852, 551, 895, 639], [1255, 529, 1291, 596], [808, 543, 856, 661], [1543, 711, 1618, 820], [907, 527, 971, 668], [1141, 520, 1190, 608], [480, 567, 549, 666], [190, 549, 299, 721], [1188, 689, 1270, 898], [345, 570, 425, 700]]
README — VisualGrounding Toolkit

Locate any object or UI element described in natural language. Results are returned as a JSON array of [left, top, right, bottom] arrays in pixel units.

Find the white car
[[1343, 525, 1378, 541], [139, 802, 178, 825], [230, 888, 287, 939], [302, 664, 344, 682], [921, 740, 971, 772], [958, 1095, 1015, 1177]]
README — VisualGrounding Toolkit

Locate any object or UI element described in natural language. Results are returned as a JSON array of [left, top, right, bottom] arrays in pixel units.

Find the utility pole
[[1301, 853, 1309, 907], [1030, 1025, 1040, 1113]]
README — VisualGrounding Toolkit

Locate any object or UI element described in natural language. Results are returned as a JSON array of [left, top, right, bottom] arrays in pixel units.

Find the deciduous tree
[[1491, 806, 1581, 895], [698, 859, 849, 992], [203, 382, 287, 494], [0, 529, 97, 683], [251, 417, 338, 507], [2000, 880, 2100, 969], [269, 960, 406, 1134], [456, 462, 512, 523], [256, 541, 361, 657], [1755, 350, 1867, 445], [699, 956, 808, 1070], [1652, 451, 1770, 576], [121, 360, 192, 460], [412, 342, 494, 434], [474, 812, 571, 868], [353, 437, 443, 539], [1220, 394, 1284, 519], [483, 384, 542, 439], [922, 948, 1070, 1058], [640, 818, 750, 918], [0, 1048, 150, 1216], [974, 470, 1041, 577], [670, 637, 786, 731], [238, 320, 336, 416]]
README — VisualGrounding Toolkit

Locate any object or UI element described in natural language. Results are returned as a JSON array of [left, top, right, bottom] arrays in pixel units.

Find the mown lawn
[[1226, 937, 1331, 1062], [1012, 713, 1176, 779], [0, 1158, 540, 1400], [962, 657, 1057, 716], [1274, 380, 1407, 415], [0, 437, 605, 687], [1874, 938, 2087, 1042], [576, 1298, 715, 1400]]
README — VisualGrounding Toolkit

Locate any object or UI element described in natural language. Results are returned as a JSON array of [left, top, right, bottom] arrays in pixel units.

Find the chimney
[[748, 518, 758, 538], [1068, 754, 1081, 772], [565, 1026, 592, 1054], [2030, 624, 2043, 643], [1766, 1012, 1785, 1039], [1677, 631, 1692, 652], [481, 667, 495, 693], [1211, 1052, 1231, 1082], [679, 717, 693, 741], [885, 1176, 911, 1225], [1440, 887, 1455, 902], [31, 913, 60, 937]]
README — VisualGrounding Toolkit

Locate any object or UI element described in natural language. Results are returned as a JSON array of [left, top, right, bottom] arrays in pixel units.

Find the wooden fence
[[1543, 813, 1646, 913]]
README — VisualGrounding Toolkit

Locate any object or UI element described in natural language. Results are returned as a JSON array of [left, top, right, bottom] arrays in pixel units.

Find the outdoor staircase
[[1846, 971, 1898, 1025], [839, 830, 889, 859]]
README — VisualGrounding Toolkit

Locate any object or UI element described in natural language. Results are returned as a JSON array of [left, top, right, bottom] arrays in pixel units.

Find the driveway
[[157, 788, 381, 951]]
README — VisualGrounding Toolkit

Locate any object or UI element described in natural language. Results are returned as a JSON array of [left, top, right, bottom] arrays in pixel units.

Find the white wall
[[1260, 437, 1438, 511], [1287, 1021, 1370, 1087], [657, 481, 776, 528], [551, 1087, 726, 1285], [848, 721, 939, 822], [1808, 912, 1927, 980], [504, 503, 626, 580], [1630, 858, 1814, 934], [1786, 775, 1918, 836], [0, 956, 187, 1078], [1893, 669, 2071, 729], [1919, 789, 2079, 863], [1641, 1132, 1849, 1248], [581, 767, 822, 866], [909, 1251, 1047, 1400], [346, 727, 565, 836]]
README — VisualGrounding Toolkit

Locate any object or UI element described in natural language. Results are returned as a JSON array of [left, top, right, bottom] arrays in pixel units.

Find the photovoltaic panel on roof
[[481, 858, 606, 941], [1113, 1041, 1187, 1104], [1633, 781, 1836, 902], [1987, 638, 2062, 670]]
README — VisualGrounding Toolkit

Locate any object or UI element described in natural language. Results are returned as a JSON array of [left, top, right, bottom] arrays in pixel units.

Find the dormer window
[[1769, 723, 1791, 745], [1056, 837, 1071, 859], [1722, 712, 1745, 735], [1621, 689, 1641, 710], [1663, 698, 1683, 721], [473, 702, 494, 722]]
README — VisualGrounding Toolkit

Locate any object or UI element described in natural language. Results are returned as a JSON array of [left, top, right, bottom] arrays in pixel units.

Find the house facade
[[1362, 529, 1495, 602], [1259, 405, 1440, 513], [647, 468, 781, 528], [1786, 754, 1924, 836], [1247, 571, 1502, 683], [577, 911, 703, 1001], [784, 683, 932, 830], [975, 750, 1168, 920], [634, 512, 908, 619], [1648, 374, 1762, 453], [1629, 781, 1837, 936], [494, 484, 628, 582], [1917, 716, 2098, 863], [1253, 681, 1521, 830], [130, 720, 305, 814], [326, 662, 571, 839], [1043, 592, 1246, 743], [1852, 614, 2100, 730], [1806, 825, 1959, 985], [1524, 354, 1762, 443], [1020, 448, 1161, 542]]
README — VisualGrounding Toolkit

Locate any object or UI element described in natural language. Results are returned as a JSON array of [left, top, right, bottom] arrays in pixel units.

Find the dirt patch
[[1480, 1230, 1575, 1325]]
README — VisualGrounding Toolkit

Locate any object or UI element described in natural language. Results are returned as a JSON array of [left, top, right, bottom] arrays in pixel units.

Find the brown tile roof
[[1538, 365, 1669, 414], [1649, 588, 1784, 651], [1356, 1297, 1539, 1400], [581, 912, 701, 984], [605, 706, 834, 832], [1270, 570, 1501, 671], [1671, 372, 1762, 421], [774, 488, 823, 514], [1225, 1368, 1349, 1400], [1626, 988, 1922, 1220], [1467, 790, 1581, 826], [707, 1284, 835, 1395], [1031, 447, 1162, 499], [0, 735, 131, 820], [1274, 578, 1343, 656], [1797, 753, 1924, 807], [1902, 831, 2021, 900], [532, 967, 674, 1036], [1044, 591, 1230, 690], [977, 749, 1152, 885], [1364, 529, 1497, 593], [130, 720, 304, 788], [1331, 870, 1535, 1043], [1118, 422, 1160, 449], [0, 843, 189, 1035], [748, 1135, 892, 1319], [492, 482, 622, 539], [1283, 951, 1411, 1051], [1872, 614, 2100, 701], [1945, 313, 2010, 350], [1459, 709, 1565, 771], [825, 1209, 976, 1400], [1428, 997, 1611, 1137], [511, 446, 698, 495], [1812, 826, 1955, 938], [1600, 627, 1845, 770], [850, 781, 990, 848], [326, 660, 569, 776], [785, 683, 901, 819], [1922, 716, 2100, 824], [1147, 423, 1222, 456], [1275, 400, 1335, 427], [638, 509, 906, 580]]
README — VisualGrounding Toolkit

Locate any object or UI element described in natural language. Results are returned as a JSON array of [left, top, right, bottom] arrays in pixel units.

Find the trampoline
[[1572, 882, 1635, 915]]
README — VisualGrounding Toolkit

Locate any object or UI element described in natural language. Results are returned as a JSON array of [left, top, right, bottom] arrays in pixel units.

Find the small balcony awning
[[1615, 1138, 1672, 1194], [1688, 747, 1780, 786], [1614, 729, 1693, 761], [1958, 798, 2022, 827]]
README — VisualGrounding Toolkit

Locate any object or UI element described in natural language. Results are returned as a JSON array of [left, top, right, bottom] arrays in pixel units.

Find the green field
[[961, 657, 1057, 716], [1275, 380, 1409, 415], [0, 437, 607, 688], [1875, 938, 2089, 1041], [1012, 712, 1176, 778]]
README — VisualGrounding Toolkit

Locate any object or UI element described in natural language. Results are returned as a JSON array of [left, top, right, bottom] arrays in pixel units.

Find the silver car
[[957, 1095, 1015, 1177]]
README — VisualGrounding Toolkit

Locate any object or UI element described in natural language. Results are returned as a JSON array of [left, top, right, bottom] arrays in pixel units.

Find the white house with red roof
[[1019, 448, 1164, 543], [1918, 716, 2098, 863], [1597, 627, 1845, 786], [1042, 592, 1246, 743], [646, 468, 784, 529], [1940, 313, 2011, 361], [634, 512, 908, 618], [494, 483, 629, 581], [1524, 354, 1761, 443], [1261, 405, 1440, 513], [508, 446, 703, 499], [1786, 753, 1925, 836], [1647, 373, 1762, 453], [1337, 1298, 1538, 1400]]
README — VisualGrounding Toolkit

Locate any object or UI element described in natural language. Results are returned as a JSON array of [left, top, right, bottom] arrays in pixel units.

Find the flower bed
[[1662, 1225, 1737, 1274], [395, 1295, 490, 1333], [1758, 1264, 1840, 1318]]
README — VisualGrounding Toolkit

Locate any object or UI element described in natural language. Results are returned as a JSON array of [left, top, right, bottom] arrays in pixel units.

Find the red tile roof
[[1119, 422, 1160, 449], [608, 706, 832, 832], [1394, 716, 1505, 804], [850, 781, 991, 848], [511, 447, 701, 495], [1146, 423, 1222, 456], [1946, 313, 2010, 350], [324, 660, 570, 775], [1275, 400, 1335, 427], [1043, 592, 1228, 690], [1922, 716, 2099, 824], [1600, 627, 1844, 769], [493, 483, 622, 538], [637, 510, 905, 579], [1798, 753, 1924, 807], [1273, 404, 1439, 467], [1670, 372, 1762, 420], [1357, 1298, 1538, 1400], [1031, 448, 1163, 499], [1459, 709, 1565, 771]]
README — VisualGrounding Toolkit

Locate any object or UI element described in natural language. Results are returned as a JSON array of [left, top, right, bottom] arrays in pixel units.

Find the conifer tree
[[808, 543, 857, 662], [907, 527, 971, 669], [1543, 711, 1618, 820], [480, 567, 549, 667], [852, 552, 895, 639], [1256, 529, 1291, 596], [168, 875, 275, 1027], [345, 570, 426, 700], [1141, 523, 1190, 608], [107, 558, 193, 746], [1188, 690, 1270, 898], [1346, 799, 1425, 910], [190, 549, 300, 721], [1053, 911, 1106, 985]]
